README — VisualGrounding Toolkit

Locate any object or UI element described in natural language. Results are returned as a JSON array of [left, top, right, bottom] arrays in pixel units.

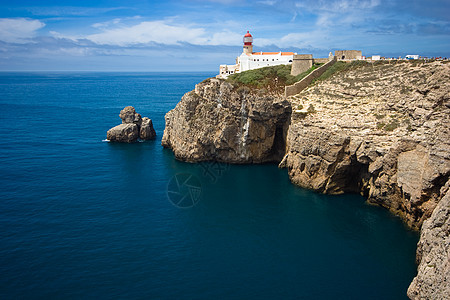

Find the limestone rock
[[281, 61, 449, 299], [120, 106, 142, 126], [407, 189, 450, 299], [106, 123, 139, 143], [283, 61, 450, 230], [162, 61, 450, 298], [107, 106, 156, 142], [162, 79, 291, 163], [140, 117, 156, 140]]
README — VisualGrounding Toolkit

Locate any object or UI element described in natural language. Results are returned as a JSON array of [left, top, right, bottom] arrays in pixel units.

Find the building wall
[[291, 54, 313, 76], [239, 53, 293, 72], [285, 57, 337, 97], [335, 50, 362, 60], [313, 58, 330, 64]]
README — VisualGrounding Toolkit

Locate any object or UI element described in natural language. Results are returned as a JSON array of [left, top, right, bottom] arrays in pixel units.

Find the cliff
[[162, 78, 291, 163], [407, 189, 449, 299], [162, 61, 450, 299], [282, 61, 449, 230], [281, 60, 449, 299]]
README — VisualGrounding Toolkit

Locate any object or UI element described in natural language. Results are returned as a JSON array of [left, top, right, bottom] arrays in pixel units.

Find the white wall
[[239, 53, 293, 72]]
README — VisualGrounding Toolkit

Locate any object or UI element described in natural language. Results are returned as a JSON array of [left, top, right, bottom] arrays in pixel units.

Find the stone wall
[[313, 58, 330, 64], [285, 57, 337, 97], [291, 54, 313, 76], [335, 50, 362, 60]]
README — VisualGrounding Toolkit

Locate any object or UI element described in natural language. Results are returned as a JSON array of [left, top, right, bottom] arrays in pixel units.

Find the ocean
[[0, 72, 418, 299]]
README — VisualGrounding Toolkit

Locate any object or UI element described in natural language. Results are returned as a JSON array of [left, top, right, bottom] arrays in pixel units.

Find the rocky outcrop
[[162, 61, 449, 299], [162, 79, 291, 163], [107, 106, 156, 142], [107, 123, 139, 143], [283, 61, 450, 230], [119, 105, 142, 126], [407, 189, 450, 299], [281, 61, 449, 299], [140, 117, 156, 140]]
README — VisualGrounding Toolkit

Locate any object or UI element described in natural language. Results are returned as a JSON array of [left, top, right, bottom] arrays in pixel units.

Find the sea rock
[[107, 106, 156, 142], [106, 123, 139, 143], [162, 79, 291, 163], [120, 106, 142, 126], [140, 117, 156, 140]]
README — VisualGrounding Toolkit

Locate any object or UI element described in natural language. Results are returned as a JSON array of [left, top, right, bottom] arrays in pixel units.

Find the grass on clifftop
[[226, 63, 322, 90], [311, 60, 417, 85]]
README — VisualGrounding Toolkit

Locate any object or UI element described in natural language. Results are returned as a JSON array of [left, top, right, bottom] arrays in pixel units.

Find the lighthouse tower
[[243, 31, 253, 54]]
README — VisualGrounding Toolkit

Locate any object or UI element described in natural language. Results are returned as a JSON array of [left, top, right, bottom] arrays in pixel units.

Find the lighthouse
[[217, 31, 296, 78], [243, 31, 253, 54]]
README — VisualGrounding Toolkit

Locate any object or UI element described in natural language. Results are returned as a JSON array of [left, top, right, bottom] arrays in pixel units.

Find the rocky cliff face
[[162, 61, 450, 299], [162, 79, 291, 163], [281, 61, 449, 298], [407, 189, 450, 299], [282, 61, 449, 229]]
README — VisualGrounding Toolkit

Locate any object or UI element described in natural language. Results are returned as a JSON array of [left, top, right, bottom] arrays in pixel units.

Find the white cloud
[[51, 19, 243, 47], [86, 21, 206, 46], [0, 18, 45, 43]]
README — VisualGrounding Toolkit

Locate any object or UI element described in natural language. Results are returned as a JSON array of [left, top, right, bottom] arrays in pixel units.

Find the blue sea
[[0, 72, 418, 299]]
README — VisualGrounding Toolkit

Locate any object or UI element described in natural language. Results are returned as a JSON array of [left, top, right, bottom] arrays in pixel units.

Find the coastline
[[162, 60, 450, 299]]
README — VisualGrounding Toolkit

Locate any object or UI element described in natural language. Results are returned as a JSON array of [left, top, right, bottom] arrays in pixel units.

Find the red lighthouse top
[[243, 31, 253, 45]]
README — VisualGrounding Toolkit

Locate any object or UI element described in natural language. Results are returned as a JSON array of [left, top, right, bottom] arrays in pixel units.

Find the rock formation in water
[[107, 106, 156, 142], [162, 78, 291, 163], [162, 61, 450, 299]]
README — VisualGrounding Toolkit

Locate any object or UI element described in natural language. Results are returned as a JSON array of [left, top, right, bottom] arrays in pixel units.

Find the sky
[[0, 0, 449, 71]]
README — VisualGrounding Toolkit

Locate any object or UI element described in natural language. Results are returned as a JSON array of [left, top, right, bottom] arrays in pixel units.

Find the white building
[[218, 31, 296, 78], [406, 55, 420, 60]]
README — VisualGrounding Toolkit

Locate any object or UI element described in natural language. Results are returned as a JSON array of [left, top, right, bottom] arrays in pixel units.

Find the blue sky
[[0, 0, 449, 71]]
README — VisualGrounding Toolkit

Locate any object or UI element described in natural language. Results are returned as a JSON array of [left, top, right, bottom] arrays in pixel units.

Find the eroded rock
[[162, 80, 291, 163], [106, 123, 139, 143], [140, 117, 156, 140], [282, 61, 450, 299], [407, 189, 450, 299], [107, 106, 156, 142]]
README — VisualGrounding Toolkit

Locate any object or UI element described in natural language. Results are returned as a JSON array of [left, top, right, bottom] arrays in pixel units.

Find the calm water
[[0, 72, 418, 299]]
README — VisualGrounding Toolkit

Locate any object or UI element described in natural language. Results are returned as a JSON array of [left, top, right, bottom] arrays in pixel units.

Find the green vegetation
[[384, 119, 400, 131], [226, 64, 320, 91], [311, 60, 370, 85], [377, 122, 386, 130], [374, 113, 385, 120], [307, 104, 316, 113]]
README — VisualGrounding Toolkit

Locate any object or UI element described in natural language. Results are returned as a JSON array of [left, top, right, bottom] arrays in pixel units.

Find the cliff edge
[[162, 78, 291, 163], [162, 61, 450, 299], [282, 60, 449, 299]]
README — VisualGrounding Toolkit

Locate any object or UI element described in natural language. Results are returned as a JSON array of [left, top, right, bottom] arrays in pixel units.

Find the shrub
[[307, 104, 316, 113], [384, 120, 400, 131], [226, 64, 320, 91]]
